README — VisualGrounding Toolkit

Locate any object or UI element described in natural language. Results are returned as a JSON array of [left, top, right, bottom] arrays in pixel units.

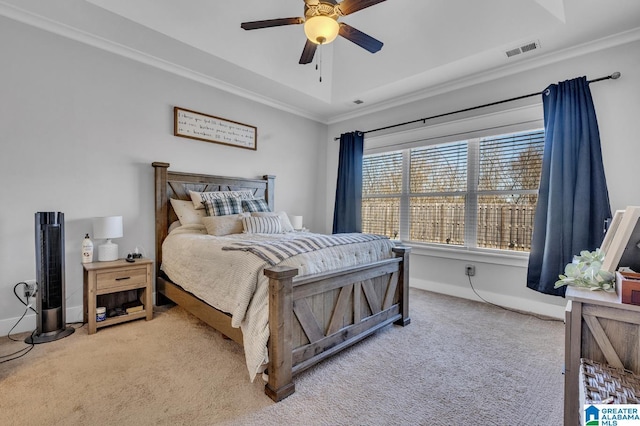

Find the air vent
[[505, 40, 541, 58], [505, 48, 521, 58]]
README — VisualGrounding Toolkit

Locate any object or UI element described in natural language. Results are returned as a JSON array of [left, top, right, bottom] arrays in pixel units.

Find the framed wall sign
[[174, 107, 257, 150]]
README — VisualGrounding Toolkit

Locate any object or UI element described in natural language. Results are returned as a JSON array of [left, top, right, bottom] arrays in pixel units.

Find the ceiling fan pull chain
[[318, 43, 323, 82]]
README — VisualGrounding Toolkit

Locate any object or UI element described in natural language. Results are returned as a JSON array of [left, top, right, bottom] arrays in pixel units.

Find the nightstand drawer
[[96, 266, 147, 292]]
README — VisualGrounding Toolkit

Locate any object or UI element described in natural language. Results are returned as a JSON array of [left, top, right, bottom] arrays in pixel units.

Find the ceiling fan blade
[[338, 23, 383, 53], [241, 17, 304, 30], [337, 0, 386, 16], [299, 40, 318, 64]]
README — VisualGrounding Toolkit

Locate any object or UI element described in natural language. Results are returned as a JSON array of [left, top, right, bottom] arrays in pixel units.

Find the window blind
[[361, 129, 544, 251], [362, 151, 403, 195], [410, 142, 467, 194], [478, 130, 544, 192], [362, 151, 402, 239]]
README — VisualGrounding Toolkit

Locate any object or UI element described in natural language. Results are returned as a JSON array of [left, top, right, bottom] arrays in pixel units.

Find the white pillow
[[189, 190, 255, 210], [251, 211, 294, 232], [170, 198, 206, 225], [202, 213, 249, 236], [168, 220, 182, 233], [242, 216, 282, 234], [168, 223, 207, 235]]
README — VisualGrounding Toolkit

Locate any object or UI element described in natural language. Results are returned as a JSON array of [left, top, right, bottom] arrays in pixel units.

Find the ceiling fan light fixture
[[304, 15, 339, 44]]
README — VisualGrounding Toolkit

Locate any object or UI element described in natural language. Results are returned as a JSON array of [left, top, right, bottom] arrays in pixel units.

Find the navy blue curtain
[[332, 131, 364, 233], [526, 77, 611, 296]]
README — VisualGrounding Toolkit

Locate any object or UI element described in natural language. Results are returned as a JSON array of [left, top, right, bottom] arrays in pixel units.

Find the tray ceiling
[[2, 0, 639, 122]]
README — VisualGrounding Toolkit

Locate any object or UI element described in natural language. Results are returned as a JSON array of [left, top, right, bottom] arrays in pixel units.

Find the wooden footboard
[[263, 246, 410, 401]]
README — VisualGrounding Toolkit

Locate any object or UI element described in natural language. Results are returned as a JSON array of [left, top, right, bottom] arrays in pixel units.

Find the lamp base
[[98, 240, 119, 261]]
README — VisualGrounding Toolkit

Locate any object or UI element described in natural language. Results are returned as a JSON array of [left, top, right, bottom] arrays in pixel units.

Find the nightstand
[[83, 258, 153, 334]]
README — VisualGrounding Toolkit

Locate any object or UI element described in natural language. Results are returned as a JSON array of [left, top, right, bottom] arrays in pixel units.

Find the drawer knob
[[115, 276, 131, 281]]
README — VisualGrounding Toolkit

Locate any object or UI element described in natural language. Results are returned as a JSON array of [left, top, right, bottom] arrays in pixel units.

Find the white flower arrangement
[[554, 248, 615, 292]]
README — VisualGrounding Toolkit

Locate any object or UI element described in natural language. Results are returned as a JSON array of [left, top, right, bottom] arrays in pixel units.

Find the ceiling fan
[[240, 0, 386, 65]]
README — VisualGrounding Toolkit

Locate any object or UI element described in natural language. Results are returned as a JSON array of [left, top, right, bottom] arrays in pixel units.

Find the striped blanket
[[222, 233, 389, 266]]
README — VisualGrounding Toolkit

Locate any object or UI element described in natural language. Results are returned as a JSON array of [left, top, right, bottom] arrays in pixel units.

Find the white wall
[[3, 15, 638, 335], [0, 17, 327, 334], [326, 39, 640, 319]]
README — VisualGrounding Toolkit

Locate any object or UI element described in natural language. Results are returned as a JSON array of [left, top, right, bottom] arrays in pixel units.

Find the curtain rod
[[334, 72, 621, 140]]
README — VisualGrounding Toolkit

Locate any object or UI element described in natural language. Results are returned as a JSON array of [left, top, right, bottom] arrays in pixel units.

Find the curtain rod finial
[[611, 72, 621, 79]]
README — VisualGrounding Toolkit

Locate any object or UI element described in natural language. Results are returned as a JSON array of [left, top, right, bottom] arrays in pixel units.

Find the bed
[[152, 162, 410, 401]]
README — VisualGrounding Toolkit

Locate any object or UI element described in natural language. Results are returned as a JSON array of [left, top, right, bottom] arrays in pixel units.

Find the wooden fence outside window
[[363, 199, 536, 252]]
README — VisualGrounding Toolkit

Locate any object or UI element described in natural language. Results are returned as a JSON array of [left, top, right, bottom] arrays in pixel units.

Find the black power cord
[[466, 274, 562, 322], [1, 329, 35, 364], [1, 282, 37, 363], [12, 281, 37, 313], [2, 281, 85, 364]]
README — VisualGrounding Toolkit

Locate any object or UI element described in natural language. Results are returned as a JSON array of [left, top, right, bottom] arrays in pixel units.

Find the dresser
[[564, 286, 640, 425]]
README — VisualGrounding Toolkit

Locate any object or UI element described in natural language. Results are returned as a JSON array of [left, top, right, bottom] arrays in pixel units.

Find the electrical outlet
[[465, 265, 476, 276], [24, 279, 37, 298]]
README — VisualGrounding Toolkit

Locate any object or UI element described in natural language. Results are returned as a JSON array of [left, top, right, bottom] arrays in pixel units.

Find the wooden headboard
[[152, 162, 275, 280]]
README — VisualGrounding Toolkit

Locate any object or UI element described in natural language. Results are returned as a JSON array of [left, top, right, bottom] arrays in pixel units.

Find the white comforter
[[161, 224, 397, 381]]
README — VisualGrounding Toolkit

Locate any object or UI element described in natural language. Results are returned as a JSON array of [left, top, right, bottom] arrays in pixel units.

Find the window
[[362, 151, 402, 239], [362, 129, 544, 252]]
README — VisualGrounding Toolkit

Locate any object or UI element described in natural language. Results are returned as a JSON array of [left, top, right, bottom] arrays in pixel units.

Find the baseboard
[[410, 279, 565, 320], [0, 305, 84, 336], [1, 288, 562, 336], [1, 292, 159, 336]]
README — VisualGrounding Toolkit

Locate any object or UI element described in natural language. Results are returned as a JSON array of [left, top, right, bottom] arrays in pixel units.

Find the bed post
[[264, 265, 298, 402], [152, 162, 170, 306], [392, 246, 411, 326], [263, 175, 276, 211]]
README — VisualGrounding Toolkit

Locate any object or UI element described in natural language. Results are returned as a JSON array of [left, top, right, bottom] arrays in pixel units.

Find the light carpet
[[0, 289, 564, 425]]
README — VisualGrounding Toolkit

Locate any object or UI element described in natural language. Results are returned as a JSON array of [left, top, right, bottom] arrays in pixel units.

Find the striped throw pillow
[[242, 198, 270, 213], [202, 197, 242, 216], [242, 216, 282, 234], [251, 211, 294, 232]]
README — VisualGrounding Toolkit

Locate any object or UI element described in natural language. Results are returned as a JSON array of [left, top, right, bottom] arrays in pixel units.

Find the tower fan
[[25, 212, 75, 344]]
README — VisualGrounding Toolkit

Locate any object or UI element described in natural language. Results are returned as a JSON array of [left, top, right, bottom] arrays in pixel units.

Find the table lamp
[[291, 215, 303, 231], [93, 216, 123, 261]]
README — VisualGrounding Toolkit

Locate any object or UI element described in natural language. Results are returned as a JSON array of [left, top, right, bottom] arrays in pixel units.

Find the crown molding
[[0, 1, 326, 123], [3, 1, 639, 127], [327, 27, 640, 125]]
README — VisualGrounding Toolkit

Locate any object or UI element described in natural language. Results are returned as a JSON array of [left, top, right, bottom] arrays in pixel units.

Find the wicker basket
[[580, 358, 640, 404]]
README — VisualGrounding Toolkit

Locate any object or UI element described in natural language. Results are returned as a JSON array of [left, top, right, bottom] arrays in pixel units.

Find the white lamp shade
[[93, 216, 123, 261], [290, 215, 303, 230], [93, 216, 123, 239]]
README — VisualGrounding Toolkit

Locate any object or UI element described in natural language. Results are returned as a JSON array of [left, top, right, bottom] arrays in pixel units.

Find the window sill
[[399, 241, 530, 268]]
